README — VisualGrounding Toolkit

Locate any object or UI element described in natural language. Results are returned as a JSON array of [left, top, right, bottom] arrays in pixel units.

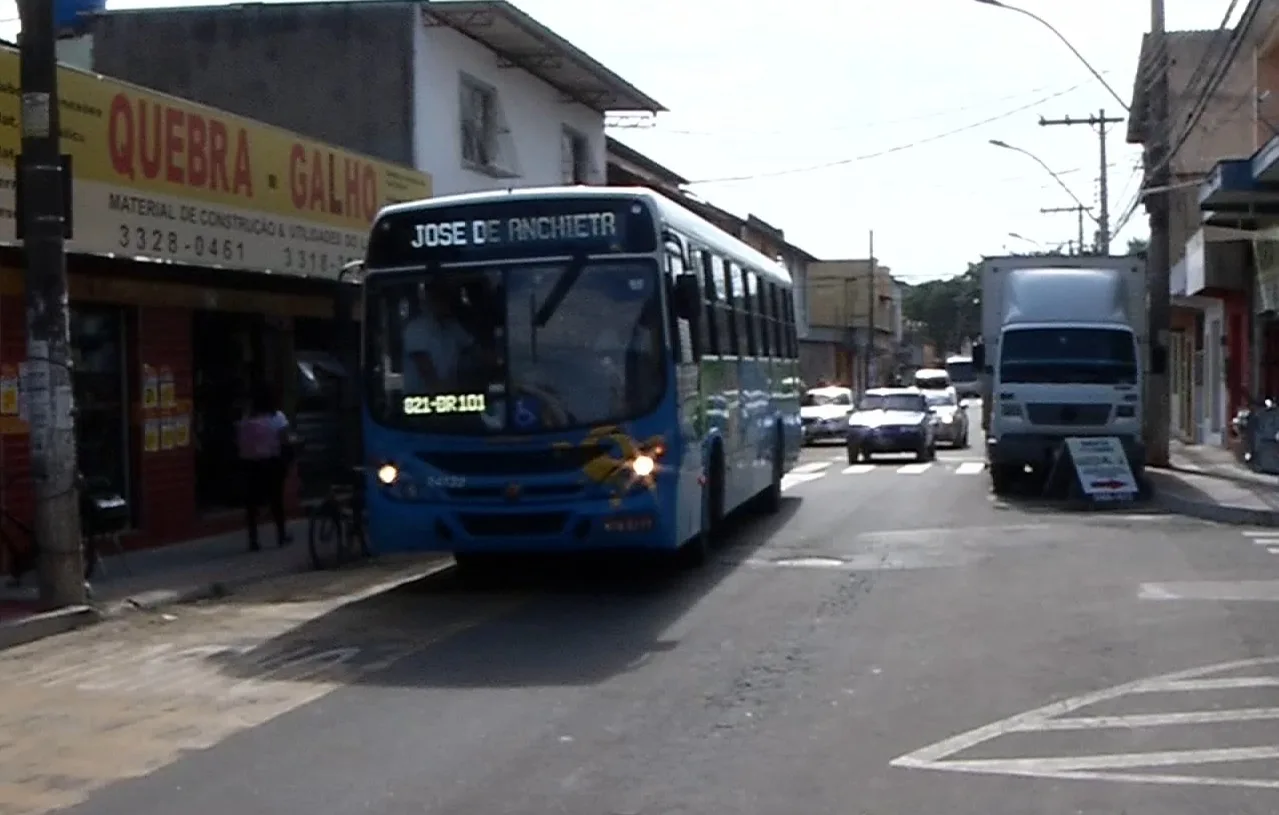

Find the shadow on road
[[204, 497, 803, 689]]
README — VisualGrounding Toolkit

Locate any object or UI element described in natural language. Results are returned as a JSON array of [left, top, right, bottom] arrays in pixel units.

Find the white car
[[801, 386, 854, 444]]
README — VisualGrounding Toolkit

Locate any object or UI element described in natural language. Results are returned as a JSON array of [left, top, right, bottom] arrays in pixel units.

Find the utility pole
[[865, 229, 875, 389], [1039, 109, 1125, 253], [1041, 205, 1089, 255], [17, 0, 85, 607], [1145, 0, 1171, 467]]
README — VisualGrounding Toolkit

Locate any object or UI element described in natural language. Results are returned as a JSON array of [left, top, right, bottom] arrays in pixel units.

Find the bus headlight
[[630, 454, 656, 477], [377, 463, 399, 485]]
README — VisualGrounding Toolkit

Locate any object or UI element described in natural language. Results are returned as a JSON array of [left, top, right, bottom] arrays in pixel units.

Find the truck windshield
[[363, 260, 667, 434], [999, 327, 1137, 385], [945, 360, 974, 382]]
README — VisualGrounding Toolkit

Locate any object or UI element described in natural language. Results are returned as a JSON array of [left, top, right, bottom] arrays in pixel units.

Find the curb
[[1, 555, 458, 651], [1146, 470, 1279, 526], [1150, 488, 1279, 526], [0, 604, 101, 651]]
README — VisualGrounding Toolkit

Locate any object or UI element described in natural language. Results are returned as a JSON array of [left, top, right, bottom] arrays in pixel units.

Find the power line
[[637, 77, 1111, 138], [684, 81, 1092, 185]]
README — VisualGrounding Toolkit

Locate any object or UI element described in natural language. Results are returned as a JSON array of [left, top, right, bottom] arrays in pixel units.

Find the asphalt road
[[13, 402, 1279, 813]]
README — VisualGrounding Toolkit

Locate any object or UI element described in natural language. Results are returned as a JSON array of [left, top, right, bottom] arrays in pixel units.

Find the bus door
[[664, 233, 701, 441]]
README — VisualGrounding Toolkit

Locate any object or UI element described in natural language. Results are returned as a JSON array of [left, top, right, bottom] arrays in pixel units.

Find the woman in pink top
[[237, 385, 293, 551]]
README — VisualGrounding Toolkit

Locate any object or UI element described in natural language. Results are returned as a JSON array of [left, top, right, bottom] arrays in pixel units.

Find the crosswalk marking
[[792, 461, 834, 474], [897, 463, 933, 475], [780, 460, 988, 490]]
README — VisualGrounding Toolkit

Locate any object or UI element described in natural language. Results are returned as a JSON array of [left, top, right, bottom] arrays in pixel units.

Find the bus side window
[[699, 249, 719, 356], [768, 283, 784, 357], [756, 276, 772, 357], [732, 263, 754, 357], [783, 289, 798, 358], [714, 257, 737, 355]]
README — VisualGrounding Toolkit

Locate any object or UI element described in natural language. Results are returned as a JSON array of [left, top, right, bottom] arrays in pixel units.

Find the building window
[[70, 305, 130, 514], [562, 126, 592, 184], [459, 74, 519, 177]]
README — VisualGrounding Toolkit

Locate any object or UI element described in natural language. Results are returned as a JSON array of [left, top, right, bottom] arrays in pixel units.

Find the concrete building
[[86, 0, 664, 196], [804, 260, 900, 392], [0, 42, 432, 560], [1129, 27, 1255, 447]]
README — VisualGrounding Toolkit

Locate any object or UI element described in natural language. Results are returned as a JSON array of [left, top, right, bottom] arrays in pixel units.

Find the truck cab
[[975, 258, 1152, 494]]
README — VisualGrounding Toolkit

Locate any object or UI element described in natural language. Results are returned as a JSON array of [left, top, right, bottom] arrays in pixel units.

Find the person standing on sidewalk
[[236, 385, 294, 551]]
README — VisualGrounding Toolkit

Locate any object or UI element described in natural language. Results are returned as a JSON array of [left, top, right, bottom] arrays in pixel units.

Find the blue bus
[[358, 187, 802, 568]]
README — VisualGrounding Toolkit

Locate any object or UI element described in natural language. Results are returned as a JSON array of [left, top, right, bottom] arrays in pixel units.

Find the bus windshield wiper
[[533, 254, 587, 327]]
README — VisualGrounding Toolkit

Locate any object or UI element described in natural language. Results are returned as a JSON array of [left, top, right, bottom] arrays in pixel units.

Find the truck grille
[[1025, 403, 1112, 426]]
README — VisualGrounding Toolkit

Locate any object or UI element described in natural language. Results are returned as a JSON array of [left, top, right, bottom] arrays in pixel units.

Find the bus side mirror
[[673, 273, 701, 321], [972, 344, 985, 370]]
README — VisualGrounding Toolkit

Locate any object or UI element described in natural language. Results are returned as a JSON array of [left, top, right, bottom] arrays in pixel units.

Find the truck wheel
[[990, 464, 1014, 495]]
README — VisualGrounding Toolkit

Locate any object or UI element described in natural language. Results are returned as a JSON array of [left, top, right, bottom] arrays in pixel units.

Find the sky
[[0, 0, 1247, 283]]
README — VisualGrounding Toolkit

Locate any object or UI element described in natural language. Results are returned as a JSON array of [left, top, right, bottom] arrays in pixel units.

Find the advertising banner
[[0, 46, 432, 279]]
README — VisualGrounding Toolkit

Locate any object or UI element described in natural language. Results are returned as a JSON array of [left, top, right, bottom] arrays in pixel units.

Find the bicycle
[[2, 470, 125, 588], [307, 465, 370, 570]]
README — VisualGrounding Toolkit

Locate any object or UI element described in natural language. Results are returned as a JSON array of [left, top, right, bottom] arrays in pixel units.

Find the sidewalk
[[1148, 440, 1279, 525], [0, 517, 320, 650]]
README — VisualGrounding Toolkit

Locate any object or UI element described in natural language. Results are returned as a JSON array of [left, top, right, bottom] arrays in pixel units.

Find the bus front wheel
[[685, 449, 725, 567]]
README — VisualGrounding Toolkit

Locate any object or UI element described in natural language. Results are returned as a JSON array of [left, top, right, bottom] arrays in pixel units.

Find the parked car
[[846, 388, 938, 464], [924, 389, 969, 448], [801, 385, 854, 445]]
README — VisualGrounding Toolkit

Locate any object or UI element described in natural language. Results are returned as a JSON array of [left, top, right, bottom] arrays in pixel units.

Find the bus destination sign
[[367, 196, 657, 265], [410, 211, 618, 250]]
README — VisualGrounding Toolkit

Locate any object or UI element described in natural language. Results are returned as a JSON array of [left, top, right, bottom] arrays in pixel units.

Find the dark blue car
[[845, 388, 937, 464]]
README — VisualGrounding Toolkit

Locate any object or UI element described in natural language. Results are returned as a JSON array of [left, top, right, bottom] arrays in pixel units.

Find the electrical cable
[[1139, 0, 1258, 195], [641, 77, 1113, 138], [683, 81, 1092, 185]]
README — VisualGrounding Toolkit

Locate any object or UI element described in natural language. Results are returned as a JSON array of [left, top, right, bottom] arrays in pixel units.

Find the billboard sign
[[0, 46, 432, 279]]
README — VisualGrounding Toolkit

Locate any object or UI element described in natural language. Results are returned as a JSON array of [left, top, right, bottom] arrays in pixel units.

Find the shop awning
[[1200, 158, 1279, 229], [1253, 133, 1279, 183]]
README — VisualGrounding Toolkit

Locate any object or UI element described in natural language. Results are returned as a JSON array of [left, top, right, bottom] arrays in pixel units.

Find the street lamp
[[972, 0, 1128, 111], [1007, 232, 1042, 247], [989, 139, 1100, 228]]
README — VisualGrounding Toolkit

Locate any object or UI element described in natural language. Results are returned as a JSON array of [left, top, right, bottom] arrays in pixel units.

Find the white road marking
[[791, 461, 833, 474], [955, 462, 985, 475], [841, 464, 875, 475], [891, 655, 1279, 789], [781, 473, 825, 491], [1268, 547, 1279, 554], [1021, 707, 1279, 730], [1243, 530, 1275, 537], [1140, 580, 1279, 601], [1141, 676, 1279, 692], [897, 463, 932, 475]]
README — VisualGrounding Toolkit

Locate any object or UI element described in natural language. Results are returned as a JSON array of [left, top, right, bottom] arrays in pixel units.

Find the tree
[[900, 264, 982, 353], [1127, 237, 1148, 255]]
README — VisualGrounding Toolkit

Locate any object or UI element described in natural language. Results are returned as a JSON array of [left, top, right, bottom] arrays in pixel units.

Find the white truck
[[972, 255, 1151, 494]]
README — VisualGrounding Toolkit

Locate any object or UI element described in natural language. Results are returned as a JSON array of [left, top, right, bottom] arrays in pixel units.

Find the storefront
[[1197, 155, 1279, 444], [0, 45, 431, 556]]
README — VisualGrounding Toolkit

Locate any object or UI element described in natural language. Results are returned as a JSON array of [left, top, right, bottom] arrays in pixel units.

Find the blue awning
[[1253, 133, 1279, 183], [1200, 157, 1279, 229]]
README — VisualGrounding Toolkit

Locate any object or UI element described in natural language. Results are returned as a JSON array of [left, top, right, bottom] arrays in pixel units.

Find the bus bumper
[[366, 491, 680, 555]]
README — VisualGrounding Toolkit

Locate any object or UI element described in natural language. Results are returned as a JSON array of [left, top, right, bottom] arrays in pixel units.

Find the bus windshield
[[364, 260, 667, 434]]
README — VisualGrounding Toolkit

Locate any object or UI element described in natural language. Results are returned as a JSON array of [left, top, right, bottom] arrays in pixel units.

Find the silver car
[[924, 389, 970, 448]]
